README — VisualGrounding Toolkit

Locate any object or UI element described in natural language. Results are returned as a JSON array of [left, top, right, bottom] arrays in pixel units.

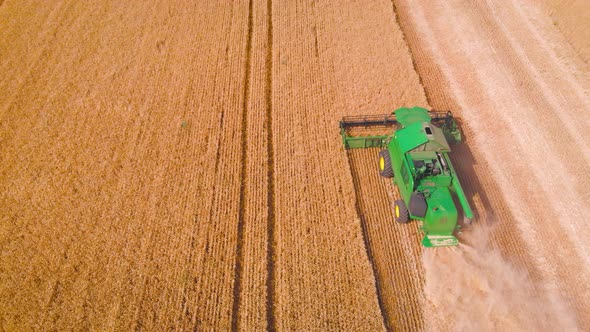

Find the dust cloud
[[422, 225, 578, 331]]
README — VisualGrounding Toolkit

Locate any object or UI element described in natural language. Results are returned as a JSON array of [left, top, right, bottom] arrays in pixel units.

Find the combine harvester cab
[[340, 107, 473, 247]]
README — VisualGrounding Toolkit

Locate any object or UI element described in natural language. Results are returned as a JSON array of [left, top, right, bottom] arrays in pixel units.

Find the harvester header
[[340, 107, 462, 149]]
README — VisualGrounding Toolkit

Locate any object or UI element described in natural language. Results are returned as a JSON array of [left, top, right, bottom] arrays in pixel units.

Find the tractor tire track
[[348, 149, 426, 331], [265, 0, 276, 330], [347, 152, 391, 331], [230, 0, 254, 330]]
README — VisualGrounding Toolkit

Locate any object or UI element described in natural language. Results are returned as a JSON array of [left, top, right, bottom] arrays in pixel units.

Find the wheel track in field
[[265, 0, 276, 330], [348, 149, 426, 331], [231, 0, 253, 330], [346, 152, 391, 331]]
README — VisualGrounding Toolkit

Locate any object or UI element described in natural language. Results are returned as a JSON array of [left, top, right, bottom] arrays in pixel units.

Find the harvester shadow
[[449, 136, 515, 233]]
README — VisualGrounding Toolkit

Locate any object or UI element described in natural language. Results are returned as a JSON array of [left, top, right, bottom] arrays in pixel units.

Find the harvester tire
[[394, 200, 410, 224], [378, 150, 394, 178]]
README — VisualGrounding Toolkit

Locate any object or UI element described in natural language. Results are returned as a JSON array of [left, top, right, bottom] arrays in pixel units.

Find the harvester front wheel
[[394, 200, 410, 224], [378, 150, 394, 178]]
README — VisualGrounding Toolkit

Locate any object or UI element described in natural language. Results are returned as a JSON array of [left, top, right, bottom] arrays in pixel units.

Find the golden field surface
[[1, 0, 589, 330]]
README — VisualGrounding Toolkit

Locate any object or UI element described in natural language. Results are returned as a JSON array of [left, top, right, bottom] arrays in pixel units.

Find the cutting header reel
[[339, 110, 462, 149]]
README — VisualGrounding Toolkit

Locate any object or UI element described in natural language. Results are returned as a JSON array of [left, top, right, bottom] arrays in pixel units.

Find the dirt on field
[[1, 0, 589, 331]]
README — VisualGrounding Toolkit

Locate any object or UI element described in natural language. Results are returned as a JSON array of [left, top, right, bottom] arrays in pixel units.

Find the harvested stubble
[[543, 0, 590, 64], [394, 0, 590, 329]]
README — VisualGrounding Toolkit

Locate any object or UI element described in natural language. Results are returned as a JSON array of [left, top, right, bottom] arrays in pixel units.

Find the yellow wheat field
[[1, 0, 589, 330]]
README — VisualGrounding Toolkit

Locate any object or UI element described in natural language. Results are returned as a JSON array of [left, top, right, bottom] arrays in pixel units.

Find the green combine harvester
[[340, 106, 473, 247]]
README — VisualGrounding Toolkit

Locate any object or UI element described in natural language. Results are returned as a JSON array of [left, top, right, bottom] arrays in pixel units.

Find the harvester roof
[[394, 106, 431, 127], [396, 121, 450, 153]]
